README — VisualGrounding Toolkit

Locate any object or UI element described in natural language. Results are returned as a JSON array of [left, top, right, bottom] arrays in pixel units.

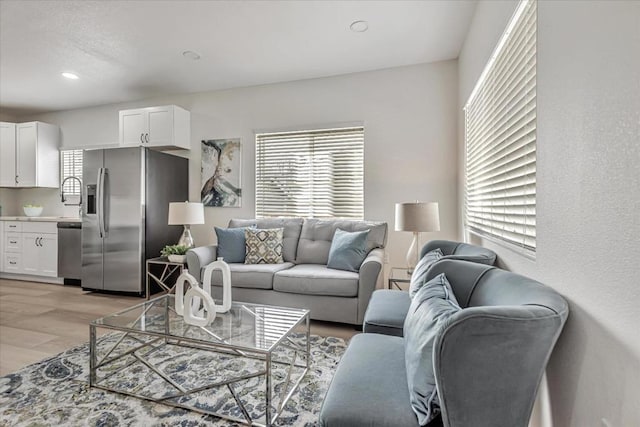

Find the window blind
[[255, 127, 364, 219], [60, 149, 83, 195], [464, 0, 537, 252]]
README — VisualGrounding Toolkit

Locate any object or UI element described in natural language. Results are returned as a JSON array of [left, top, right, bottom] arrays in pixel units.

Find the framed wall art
[[201, 138, 242, 207]]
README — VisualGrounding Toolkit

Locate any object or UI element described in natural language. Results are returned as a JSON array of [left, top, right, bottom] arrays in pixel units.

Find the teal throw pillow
[[215, 226, 249, 263], [327, 228, 370, 272], [409, 248, 444, 298], [404, 273, 461, 426]]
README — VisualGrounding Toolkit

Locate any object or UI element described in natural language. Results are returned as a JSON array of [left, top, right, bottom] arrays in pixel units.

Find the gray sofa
[[186, 218, 387, 325], [319, 259, 569, 427], [364, 240, 497, 336]]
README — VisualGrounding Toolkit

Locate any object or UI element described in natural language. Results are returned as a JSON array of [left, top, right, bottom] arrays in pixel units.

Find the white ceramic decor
[[183, 286, 216, 327], [23, 206, 44, 217], [174, 271, 199, 316], [202, 257, 232, 313], [174, 270, 216, 326]]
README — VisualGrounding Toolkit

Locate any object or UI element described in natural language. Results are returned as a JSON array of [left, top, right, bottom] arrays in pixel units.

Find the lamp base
[[178, 225, 194, 248], [406, 232, 420, 273]]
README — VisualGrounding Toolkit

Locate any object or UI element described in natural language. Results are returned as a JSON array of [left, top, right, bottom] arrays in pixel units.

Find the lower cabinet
[[1, 221, 58, 277]]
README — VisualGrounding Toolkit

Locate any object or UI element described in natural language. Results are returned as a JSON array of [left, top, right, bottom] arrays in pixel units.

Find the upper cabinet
[[0, 121, 59, 188], [0, 122, 16, 187], [119, 105, 190, 150]]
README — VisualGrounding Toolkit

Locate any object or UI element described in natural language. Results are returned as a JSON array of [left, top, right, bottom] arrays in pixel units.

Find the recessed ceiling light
[[182, 50, 201, 60], [350, 20, 369, 33], [62, 72, 79, 80]]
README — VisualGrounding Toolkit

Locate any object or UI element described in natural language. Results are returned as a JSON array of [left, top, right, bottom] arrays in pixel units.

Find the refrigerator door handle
[[102, 168, 109, 235], [97, 168, 104, 238]]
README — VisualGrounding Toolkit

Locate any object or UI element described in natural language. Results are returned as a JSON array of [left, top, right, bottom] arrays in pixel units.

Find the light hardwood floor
[[0, 279, 357, 376]]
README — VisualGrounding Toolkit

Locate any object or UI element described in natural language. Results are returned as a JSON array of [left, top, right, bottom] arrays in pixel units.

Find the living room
[[0, 1, 638, 426]]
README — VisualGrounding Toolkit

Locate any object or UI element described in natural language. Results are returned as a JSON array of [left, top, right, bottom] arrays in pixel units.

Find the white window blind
[[255, 127, 364, 219], [60, 149, 83, 195], [464, 0, 537, 252]]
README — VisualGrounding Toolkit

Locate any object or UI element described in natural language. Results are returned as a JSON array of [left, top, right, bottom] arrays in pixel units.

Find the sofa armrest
[[356, 248, 384, 325], [186, 245, 218, 281], [433, 306, 566, 427]]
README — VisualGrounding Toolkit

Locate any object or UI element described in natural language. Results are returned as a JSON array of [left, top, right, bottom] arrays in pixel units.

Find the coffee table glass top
[[91, 295, 309, 353]]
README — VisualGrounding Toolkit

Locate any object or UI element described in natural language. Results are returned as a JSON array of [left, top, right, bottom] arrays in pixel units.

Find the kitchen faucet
[[61, 176, 83, 216]]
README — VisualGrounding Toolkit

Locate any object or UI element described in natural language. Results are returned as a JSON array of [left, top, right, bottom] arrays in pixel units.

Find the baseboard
[[0, 272, 64, 285]]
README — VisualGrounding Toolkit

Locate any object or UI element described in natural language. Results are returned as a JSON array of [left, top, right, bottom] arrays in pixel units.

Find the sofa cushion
[[201, 262, 294, 290], [327, 229, 370, 272], [245, 228, 284, 264], [229, 218, 303, 263], [404, 273, 461, 426], [215, 226, 249, 263], [409, 248, 443, 298], [318, 333, 420, 427], [273, 264, 359, 297], [296, 219, 387, 265], [363, 289, 412, 337]]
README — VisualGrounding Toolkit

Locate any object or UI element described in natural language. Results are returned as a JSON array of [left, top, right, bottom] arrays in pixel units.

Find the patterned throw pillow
[[409, 248, 444, 298], [244, 228, 284, 264]]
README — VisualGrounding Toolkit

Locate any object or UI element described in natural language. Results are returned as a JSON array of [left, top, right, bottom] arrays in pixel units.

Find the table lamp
[[395, 201, 440, 272], [168, 201, 205, 248]]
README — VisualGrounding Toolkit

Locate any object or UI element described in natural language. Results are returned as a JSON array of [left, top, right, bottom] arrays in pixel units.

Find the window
[[464, 0, 537, 253], [255, 126, 364, 219], [60, 149, 83, 195]]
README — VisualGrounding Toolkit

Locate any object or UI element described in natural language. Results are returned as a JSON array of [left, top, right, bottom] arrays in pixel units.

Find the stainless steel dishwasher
[[57, 221, 82, 284]]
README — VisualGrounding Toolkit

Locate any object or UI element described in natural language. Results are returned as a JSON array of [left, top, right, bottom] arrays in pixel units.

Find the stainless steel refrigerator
[[82, 147, 188, 295]]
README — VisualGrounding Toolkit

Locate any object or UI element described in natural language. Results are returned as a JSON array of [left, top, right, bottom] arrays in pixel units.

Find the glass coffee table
[[89, 295, 310, 426]]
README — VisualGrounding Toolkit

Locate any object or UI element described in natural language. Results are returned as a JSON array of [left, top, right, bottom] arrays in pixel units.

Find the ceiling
[[0, 0, 476, 116]]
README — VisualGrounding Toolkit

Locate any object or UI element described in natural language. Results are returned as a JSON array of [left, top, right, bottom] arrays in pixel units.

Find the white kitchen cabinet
[[119, 105, 190, 150], [21, 233, 40, 275], [0, 121, 60, 188], [37, 233, 58, 276], [0, 122, 16, 186], [0, 221, 58, 277]]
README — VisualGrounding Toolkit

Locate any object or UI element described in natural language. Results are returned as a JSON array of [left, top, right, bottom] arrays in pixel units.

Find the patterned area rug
[[0, 334, 347, 426]]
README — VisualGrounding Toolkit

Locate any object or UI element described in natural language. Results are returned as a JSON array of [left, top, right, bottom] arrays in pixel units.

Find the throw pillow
[[409, 248, 444, 298], [327, 228, 370, 272], [215, 226, 250, 263], [245, 228, 284, 264], [404, 273, 461, 426]]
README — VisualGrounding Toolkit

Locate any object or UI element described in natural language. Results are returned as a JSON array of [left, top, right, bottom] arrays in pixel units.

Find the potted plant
[[161, 244, 189, 263]]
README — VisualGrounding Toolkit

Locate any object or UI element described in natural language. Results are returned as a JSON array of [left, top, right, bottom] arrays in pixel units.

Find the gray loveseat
[[364, 240, 497, 336], [186, 218, 387, 325], [319, 259, 569, 427]]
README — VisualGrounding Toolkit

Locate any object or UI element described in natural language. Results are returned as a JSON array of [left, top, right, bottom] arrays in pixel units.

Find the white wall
[[2, 61, 459, 268], [458, 1, 640, 426]]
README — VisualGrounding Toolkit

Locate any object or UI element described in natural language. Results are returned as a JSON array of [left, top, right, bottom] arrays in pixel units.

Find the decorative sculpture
[[174, 271, 199, 316], [202, 257, 232, 313], [174, 270, 216, 326], [183, 285, 216, 327], [173, 258, 232, 327]]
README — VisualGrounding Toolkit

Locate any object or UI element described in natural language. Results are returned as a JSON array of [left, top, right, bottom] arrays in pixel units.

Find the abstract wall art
[[201, 138, 242, 207]]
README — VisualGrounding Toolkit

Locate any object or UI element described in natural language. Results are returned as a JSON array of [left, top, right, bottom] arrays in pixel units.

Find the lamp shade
[[395, 202, 440, 232], [168, 202, 205, 225]]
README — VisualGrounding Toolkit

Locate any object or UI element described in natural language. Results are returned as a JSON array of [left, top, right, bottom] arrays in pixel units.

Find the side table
[[145, 257, 186, 299], [388, 267, 412, 291]]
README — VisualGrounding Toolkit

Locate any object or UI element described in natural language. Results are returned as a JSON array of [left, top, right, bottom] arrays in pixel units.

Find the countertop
[[0, 216, 81, 223]]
